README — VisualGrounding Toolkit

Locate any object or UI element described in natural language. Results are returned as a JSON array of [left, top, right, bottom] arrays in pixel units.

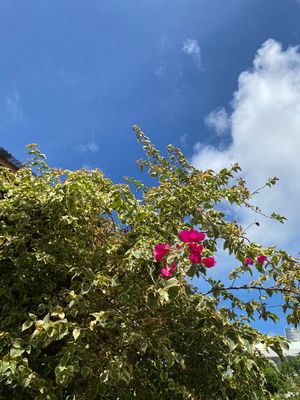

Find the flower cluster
[[245, 255, 268, 265], [153, 228, 216, 278]]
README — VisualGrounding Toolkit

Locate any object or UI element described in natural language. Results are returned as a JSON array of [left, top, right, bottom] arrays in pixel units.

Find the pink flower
[[189, 243, 203, 254], [203, 257, 216, 268], [179, 228, 206, 243], [190, 252, 202, 264], [188, 243, 203, 264], [245, 257, 254, 265], [160, 263, 177, 277], [153, 244, 170, 262], [160, 266, 172, 278], [257, 255, 267, 264], [170, 263, 177, 271]]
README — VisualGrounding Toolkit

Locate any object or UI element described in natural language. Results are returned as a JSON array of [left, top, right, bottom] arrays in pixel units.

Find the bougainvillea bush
[[0, 126, 299, 399]]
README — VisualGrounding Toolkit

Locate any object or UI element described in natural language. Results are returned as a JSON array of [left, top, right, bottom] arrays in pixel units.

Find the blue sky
[[1, 0, 300, 335]]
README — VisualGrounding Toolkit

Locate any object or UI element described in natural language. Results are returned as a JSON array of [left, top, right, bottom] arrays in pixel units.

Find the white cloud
[[192, 39, 300, 249], [205, 107, 231, 135], [182, 38, 201, 66], [80, 139, 99, 153], [180, 133, 188, 146], [5, 89, 23, 122]]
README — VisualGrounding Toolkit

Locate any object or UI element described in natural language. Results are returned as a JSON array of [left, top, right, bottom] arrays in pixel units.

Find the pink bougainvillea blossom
[[160, 266, 172, 277], [188, 243, 203, 264], [203, 257, 216, 268], [170, 263, 177, 271], [189, 243, 203, 254], [179, 228, 206, 243], [257, 255, 267, 264], [179, 230, 192, 242], [189, 252, 202, 264], [245, 257, 254, 265], [153, 244, 170, 262], [160, 263, 177, 277]]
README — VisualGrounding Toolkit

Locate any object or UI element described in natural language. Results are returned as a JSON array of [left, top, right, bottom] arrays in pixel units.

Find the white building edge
[[258, 328, 300, 365]]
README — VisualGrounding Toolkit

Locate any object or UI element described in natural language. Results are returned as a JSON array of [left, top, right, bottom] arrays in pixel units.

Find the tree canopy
[[0, 126, 299, 399]]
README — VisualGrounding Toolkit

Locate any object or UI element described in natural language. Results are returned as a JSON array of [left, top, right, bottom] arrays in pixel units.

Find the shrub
[[0, 127, 299, 399]]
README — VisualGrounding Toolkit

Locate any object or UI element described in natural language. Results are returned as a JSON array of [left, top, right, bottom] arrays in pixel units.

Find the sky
[[1, 0, 300, 335]]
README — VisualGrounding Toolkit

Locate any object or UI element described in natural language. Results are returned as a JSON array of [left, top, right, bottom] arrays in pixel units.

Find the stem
[[203, 285, 299, 296]]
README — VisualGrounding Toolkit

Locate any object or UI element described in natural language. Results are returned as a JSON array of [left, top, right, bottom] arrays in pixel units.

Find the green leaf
[[81, 366, 91, 379], [147, 291, 158, 311], [81, 282, 91, 295], [72, 328, 80, 341], [10, 347, 25, 358], [164, 278, 179, 290], [21, 320, 34, 332], [168, 286, 180, 300], [55, 365, 75, 386]]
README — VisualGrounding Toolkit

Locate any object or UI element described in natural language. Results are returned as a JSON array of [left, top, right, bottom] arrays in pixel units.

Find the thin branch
[[242, 221, 257, 235], [198, 272, 215, 288], [203, 285, 300, 296], [240, 235, 251, 244], [251, 183, 268, 196]]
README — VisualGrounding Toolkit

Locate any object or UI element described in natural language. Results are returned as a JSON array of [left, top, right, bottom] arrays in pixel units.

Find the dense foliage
[[0, 126, 299, 399], [264, 355, 300, 399]]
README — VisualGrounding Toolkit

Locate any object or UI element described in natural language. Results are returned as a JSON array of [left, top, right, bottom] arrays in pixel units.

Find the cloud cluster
[[192, 39, 300, 249], [80, 140, 99, 153], [180, 133, 188, 146], [205, 107, 230, 135], [182, 38, 201, 66]]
